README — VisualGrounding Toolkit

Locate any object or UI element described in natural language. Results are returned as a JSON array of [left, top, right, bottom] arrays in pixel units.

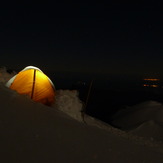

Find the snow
[[0, 67, 16, 83], [1, 68, 163, 162], [112, 101, 163, 142], [53, 89, 83, 121], [130, 120, 163, 141]]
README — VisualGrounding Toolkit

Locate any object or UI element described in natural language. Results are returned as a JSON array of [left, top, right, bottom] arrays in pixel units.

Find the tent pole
[[81, 79, 93, 122], [31, 69, 36, 99], [85, 79, 93, 108]]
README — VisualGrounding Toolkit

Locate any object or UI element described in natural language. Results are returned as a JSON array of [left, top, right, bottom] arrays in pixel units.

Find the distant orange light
[[151, 85, 158, 88], [143, 84, 149, 87], [143, 84, 159, 88], [144, 78, 160, 81]]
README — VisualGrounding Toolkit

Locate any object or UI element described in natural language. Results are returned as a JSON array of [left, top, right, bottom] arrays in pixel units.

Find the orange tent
[[6, 66, 55, 106]]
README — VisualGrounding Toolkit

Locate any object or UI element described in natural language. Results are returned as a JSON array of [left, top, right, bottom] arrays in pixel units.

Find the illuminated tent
[[6, 66, 55, 106]]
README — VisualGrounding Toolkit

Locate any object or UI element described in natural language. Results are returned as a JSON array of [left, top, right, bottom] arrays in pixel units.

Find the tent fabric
[[6, 66, 55, 106]]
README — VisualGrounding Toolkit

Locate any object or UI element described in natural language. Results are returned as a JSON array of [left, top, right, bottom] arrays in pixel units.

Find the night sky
[[0, 2, 163, 78]]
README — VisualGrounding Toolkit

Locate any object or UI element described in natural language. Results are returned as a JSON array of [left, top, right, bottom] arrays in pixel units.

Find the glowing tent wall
[[6, 66, 55, 106]]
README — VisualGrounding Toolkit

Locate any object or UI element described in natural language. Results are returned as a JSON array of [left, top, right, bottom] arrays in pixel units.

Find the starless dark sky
[[0, 2, 163, 77]]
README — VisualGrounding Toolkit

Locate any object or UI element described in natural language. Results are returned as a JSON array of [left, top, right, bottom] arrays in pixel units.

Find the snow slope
[[112, 101, 163, 142], [1, 68, 163, 162]]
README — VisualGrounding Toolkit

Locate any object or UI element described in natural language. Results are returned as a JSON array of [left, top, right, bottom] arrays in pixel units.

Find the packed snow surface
[[1, 67, 163, 162], [112, 101, 163, 141]]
